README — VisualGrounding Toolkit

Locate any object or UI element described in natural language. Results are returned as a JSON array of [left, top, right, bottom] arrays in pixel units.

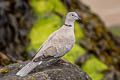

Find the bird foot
[[56, 59, 70, 64]]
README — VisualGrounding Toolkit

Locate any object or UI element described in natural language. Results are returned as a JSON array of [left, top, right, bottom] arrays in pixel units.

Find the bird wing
[[32, 29, 59, 62]]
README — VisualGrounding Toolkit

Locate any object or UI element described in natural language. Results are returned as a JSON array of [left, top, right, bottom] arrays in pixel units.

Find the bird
[[16, 12, 81, 77]]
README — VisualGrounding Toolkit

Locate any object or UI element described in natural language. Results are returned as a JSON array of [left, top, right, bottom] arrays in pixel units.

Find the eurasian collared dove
[[16, 12, 80, 77]]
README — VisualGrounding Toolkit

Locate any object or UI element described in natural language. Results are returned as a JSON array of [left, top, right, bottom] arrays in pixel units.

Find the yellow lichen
[[0, 68, 9, 73], [27, 76, 35, 80]]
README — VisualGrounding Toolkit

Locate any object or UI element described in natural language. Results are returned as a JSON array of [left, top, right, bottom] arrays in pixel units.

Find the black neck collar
[[64, 24, 72, 27]]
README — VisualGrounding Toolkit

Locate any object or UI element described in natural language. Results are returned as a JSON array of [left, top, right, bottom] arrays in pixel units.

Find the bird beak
[[78, 16, 81, 20], [76, 16, 81, 20]]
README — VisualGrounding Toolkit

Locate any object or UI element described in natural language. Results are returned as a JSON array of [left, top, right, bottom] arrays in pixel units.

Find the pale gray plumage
[[16, 12, 80, 77]]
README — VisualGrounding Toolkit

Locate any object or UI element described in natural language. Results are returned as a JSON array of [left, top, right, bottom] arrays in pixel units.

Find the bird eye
[[72, 14, 74, 16]]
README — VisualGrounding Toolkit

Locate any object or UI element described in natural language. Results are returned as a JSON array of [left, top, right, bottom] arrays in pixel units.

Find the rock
[[0, 61, 91, 80]]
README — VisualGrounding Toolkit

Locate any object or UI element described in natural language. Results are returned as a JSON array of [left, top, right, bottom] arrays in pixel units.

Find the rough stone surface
[[0, 61, 91, 80]]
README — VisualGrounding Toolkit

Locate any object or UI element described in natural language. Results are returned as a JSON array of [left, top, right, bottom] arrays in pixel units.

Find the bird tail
[[16, 61, 42, 77]]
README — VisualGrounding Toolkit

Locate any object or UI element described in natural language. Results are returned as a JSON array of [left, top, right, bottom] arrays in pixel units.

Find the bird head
[[65, 12, 81, 22]]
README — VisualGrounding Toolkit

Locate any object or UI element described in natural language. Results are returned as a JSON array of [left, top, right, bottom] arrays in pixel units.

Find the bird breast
[[51, 28, 75, 57]]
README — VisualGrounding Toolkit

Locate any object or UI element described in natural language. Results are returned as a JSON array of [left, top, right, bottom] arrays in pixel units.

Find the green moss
[[109, 27, 120, 36], [28, 13, 61, 50], [81, 56, 107, 80], [74, 22, 85, 43], [31, 0, 67, 15], [62, 44, 85, 64]]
